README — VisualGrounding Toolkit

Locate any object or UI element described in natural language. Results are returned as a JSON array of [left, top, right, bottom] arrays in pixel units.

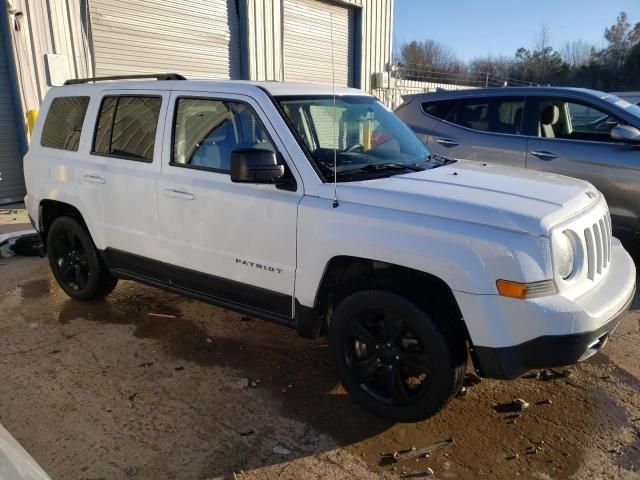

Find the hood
[[335, 160, 598, 236]]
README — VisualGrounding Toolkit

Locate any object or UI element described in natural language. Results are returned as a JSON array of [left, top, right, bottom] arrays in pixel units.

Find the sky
[[393, 0, 640, 62]]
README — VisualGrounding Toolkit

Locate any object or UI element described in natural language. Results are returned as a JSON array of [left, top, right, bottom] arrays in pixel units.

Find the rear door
[[420, 96, 529, 167], [525, 96, 640, 238], [88, 90, 168, 267], [155, 91, 302, 318]]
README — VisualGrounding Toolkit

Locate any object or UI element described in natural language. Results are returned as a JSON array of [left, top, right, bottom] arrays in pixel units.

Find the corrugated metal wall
[[360, 0, 392, 92], [89, 0, 241, 80], [0, 28, 24, 203], [282, 0, 354, 86], [244, 0, 392, 92], [245, 0, 282, 81], [8, 0, 93, 117]]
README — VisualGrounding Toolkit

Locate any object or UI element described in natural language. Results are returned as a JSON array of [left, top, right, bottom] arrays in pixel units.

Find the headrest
[[541, 105, 560, 125]]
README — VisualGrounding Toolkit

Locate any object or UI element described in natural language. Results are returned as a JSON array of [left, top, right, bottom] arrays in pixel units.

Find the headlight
[[553, 231, 576, 279]]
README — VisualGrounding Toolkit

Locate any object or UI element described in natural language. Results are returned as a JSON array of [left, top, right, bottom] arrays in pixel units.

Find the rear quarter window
[[41, 96, 90, 151], [421, 100, 458, 120]]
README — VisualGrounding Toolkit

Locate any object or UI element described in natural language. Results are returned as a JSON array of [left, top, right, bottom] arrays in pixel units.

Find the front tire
[[47, 216, 117, 300], [329, 290, 466, 422]]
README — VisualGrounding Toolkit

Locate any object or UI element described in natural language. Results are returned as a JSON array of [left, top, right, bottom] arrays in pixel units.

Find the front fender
[[295, 196, 552, 308]]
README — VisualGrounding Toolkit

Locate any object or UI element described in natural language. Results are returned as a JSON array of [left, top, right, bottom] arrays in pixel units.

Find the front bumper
[[473, 286, 634, 379], [455, 237, 636, 379]]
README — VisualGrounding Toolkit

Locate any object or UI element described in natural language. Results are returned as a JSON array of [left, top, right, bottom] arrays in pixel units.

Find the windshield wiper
[[360, 162, 425, 172]]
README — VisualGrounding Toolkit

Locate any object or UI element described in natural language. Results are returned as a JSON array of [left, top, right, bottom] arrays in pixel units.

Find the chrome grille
[[584, 213, 612, 280]]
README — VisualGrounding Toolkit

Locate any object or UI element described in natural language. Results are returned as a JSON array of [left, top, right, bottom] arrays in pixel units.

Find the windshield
[[278, 95, 450, 181]]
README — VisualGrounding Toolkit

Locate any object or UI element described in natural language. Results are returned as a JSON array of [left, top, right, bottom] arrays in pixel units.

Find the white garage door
[[0, 35, 25, 204], [283, 0, 354, 87], [89, 0, 241, 80]]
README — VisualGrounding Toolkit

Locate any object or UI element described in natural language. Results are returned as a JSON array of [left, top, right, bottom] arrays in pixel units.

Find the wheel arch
[[296, 255, 470, 349], [39, 200, 93, 245]]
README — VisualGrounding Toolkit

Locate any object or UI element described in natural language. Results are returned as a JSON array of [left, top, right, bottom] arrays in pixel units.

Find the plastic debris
[[390, 438, 454, 463], [238, 378, 250, 388], [147, 313, 176, 319], [273, 446, 292, 455], [512, 398, 530, 411]]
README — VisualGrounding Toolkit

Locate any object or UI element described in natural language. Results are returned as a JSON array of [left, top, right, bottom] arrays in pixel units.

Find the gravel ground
[[0, 226, 638, 479]]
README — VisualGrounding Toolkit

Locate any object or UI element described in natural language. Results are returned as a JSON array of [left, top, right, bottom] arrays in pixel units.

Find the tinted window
[[41, 96, 89, 151], [421, 100, 458, 121], [453, 97, 525, 135], [173, 98, 275, 172], [93, 96, 161, 161], [537, 98, 627, 142]]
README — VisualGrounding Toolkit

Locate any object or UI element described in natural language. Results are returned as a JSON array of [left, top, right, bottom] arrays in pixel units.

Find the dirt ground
[[0, 220, 638, 479]]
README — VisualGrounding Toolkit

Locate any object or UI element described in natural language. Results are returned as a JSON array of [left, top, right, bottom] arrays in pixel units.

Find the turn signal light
[[496, 280, 528, 299], [496, 279, 557, 300]]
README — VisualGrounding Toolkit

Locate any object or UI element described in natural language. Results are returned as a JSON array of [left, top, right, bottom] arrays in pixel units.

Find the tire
[[47, 216, 117, 300], [329, 290, 466, 422]]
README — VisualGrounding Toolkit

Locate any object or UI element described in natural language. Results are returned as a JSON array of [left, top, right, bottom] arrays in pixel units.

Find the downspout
[[237, 0, 250, 80], [0, 1, 28, 155]]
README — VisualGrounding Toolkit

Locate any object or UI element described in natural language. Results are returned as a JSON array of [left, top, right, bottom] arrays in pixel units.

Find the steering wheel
[[345, 143, 365, 153]]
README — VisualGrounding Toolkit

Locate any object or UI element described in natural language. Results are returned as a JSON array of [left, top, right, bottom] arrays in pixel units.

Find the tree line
[[398, 12, 640, 91]]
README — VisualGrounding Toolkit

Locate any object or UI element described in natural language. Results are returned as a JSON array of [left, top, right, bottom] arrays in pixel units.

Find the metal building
[[0, 0, 393, 204]]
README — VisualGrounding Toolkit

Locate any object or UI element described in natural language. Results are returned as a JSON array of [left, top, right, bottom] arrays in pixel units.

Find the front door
[[526, 97, 640, 239], [156, 92, 302, 317]]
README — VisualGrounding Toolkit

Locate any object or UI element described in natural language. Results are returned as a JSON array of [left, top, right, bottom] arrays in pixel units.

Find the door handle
[[163, 188, 195, 200], [530, 150, 558, 161], [435, 138, 459, 147], [83, 174, 105, 184]]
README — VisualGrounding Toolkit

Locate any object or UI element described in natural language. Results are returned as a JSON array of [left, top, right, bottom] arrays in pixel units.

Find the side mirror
[[611, 125, 640, 143], [230, 149, 294, 189]]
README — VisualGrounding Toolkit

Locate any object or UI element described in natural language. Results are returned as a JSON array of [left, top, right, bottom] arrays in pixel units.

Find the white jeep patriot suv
[[24, 74, 636, 421]]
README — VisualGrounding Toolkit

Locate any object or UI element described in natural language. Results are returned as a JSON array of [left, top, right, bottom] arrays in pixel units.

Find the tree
[[560, 40, 592, 69], [603, 12, 633, 72]]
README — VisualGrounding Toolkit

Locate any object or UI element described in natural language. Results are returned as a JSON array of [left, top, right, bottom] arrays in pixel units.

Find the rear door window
[[452, 97, 526, 135], [421, 100, 458, 121], [41, 96, 90, 151], [93, 96, 162, 162]]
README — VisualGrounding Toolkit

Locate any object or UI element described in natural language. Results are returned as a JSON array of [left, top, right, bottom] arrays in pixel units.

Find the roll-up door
[[283, 0, 354, 86], [89, 0, 241, 79], [0, 34, 25, 204]]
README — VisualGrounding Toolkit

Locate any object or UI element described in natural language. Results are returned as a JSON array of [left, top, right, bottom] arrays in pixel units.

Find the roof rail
[[63, 73, 186, 85]]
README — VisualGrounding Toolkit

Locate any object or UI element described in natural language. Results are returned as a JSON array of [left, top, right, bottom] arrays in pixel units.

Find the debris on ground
[[388, 438, 454, 463], [457, 386, 467, 397], [124, 466, 138, 477], [138, 362, 153, 368], [206, 337, 213, 344], [506, 453, 519, 460], [0, 241, 15, 258], [536, 399, 553, 405], [237, 378, 250, 388], [11, 234, 43, 256], [512, 398, 530, 411], [464, 372, 482, 386], [147, 312, 177, 319], [400, 467, 434, 478], [249, 380, 258, 388], [273, 446, 292, 455]]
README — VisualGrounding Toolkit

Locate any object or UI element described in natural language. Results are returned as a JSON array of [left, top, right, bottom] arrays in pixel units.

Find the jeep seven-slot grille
[[583, 214, 612, 280]]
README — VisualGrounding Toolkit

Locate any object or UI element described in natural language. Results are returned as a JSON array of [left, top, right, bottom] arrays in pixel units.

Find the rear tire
[[329, 290, 466, 422], [47, 216, 117, 300]]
